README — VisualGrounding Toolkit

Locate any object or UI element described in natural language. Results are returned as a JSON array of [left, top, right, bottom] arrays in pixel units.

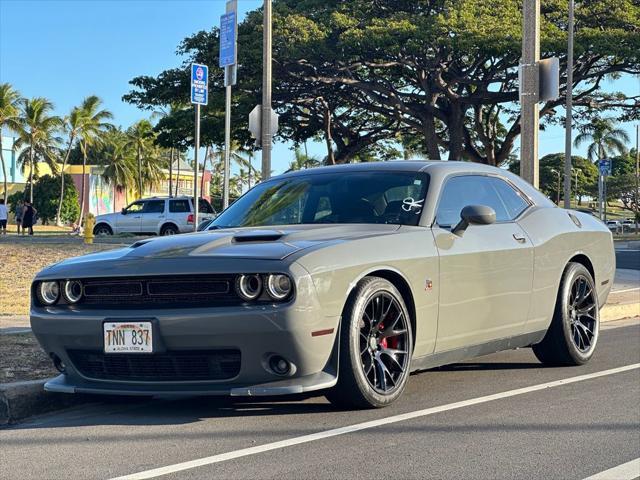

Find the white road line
[[111, 363, 640, 480], [612, 287, 640, 294], [583, 458, 640, 480]]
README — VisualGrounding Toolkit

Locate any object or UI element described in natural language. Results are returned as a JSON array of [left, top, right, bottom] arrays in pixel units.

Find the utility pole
[[261, 0, 273, 180], [520, 0, 541, 188], [563, 0, 575, 209]]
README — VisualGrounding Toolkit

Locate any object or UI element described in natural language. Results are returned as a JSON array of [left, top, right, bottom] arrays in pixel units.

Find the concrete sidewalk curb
[[0, 379, 90, 426]]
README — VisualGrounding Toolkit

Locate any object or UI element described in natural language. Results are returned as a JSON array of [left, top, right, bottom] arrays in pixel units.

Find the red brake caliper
[[379, 323, 388, 348]]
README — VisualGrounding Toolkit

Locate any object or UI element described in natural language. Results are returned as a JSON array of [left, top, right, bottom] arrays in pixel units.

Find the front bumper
[[31, 281, 340, 397]]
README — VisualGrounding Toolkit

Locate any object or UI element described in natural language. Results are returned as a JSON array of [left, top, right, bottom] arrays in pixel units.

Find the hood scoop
[[232, 230, 285, 243]]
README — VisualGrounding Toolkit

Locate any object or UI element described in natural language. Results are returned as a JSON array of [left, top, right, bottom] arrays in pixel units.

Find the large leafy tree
[[125, 0, 640, 165], [31, 173, 80, 224], [76, 96, 113, 224], [14, 97, 62, 202], [0, 83, 21, 202]]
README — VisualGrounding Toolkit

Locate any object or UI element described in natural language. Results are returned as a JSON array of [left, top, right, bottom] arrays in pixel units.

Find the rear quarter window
[[169, 200, 190, 213]]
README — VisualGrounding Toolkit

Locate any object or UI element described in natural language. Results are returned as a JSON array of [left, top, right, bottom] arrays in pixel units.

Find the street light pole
[[563, 0, 575, 209], [520, 0, 541, 188], [261, 0, 272, 180]]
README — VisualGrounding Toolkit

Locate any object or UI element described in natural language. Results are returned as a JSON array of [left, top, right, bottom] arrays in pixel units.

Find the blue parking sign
[[219, 12, 237, 67], [599, 159, 611, 176], [191, 64, 208, 105]]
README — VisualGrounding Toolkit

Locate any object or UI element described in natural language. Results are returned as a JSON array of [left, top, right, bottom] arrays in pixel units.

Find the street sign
[[599, 159, 612, 176], [248, 105, 279, 144], [190, 63, 208, 105], [539, 57, 559, 102], [219, 11, 237, 67]]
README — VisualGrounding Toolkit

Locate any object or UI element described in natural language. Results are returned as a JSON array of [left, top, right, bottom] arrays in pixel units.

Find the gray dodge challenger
[[31, 161, 615, 408]]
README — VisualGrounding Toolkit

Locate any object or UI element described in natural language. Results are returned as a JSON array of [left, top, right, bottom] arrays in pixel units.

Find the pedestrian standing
[[14, 199, 23, 234], [0, 199, 7, 235], [21, 200, 37, 236]]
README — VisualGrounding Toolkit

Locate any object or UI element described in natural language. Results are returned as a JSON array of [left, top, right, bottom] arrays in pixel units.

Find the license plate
[[103, 322, 152, 353]]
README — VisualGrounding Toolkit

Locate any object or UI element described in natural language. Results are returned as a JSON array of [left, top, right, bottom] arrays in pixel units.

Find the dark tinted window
[[169, 199, 190, 213], [212, 171, 430, 227], [144, 200, 165, 214], [436, 175, 510, 227], [198, 198, 214, 213], [489, 177, 529, 220]]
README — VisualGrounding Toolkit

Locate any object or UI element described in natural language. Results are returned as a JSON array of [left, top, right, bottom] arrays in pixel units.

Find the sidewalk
[[1, 269, 637, 334]]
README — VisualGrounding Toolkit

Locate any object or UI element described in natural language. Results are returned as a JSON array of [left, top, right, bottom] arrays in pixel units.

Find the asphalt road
[[2, 320, 639, 480]]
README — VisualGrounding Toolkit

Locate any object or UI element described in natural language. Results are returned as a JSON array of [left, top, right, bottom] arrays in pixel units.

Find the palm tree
[[102, 137, 135, 206], [55, 105, 83, 225], [126, 120, 156, 198], [14, 97, 62, 202], [287, 146, 321, 172], [574, 117, 630, 162], [0, 83, 21, 202], [77, 96, 113, 224]]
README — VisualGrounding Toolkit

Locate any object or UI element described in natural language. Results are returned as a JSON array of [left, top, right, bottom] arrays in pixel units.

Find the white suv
[[93, 196, 216, 236]]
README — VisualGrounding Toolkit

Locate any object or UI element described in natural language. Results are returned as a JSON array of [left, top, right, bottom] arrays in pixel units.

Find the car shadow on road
[[5, 393, 339, 432], [432, 362, 544, 371]]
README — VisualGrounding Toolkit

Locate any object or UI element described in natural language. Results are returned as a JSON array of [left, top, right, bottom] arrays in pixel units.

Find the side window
[[144, 200, 165, 214], [198, 198, 214, 213], [435, 175, 510, 227], [124, 202, 144, 214], [488, 177, 529, 220], [169, 200, 190, 213]]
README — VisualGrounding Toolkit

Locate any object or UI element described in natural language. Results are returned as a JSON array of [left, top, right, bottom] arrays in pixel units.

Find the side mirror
[[121, 208, 127, 215], [452, 205, 496, 236]]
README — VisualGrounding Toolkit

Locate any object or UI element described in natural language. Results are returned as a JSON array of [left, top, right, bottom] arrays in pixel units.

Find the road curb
[[0, 379, 88, 426]]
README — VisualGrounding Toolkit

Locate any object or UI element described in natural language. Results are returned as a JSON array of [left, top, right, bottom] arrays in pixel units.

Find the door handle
[[513, 233, 527, 243]]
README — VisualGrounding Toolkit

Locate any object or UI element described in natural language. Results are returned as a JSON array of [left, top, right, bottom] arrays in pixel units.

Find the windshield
[[212, 170, 429, 228]]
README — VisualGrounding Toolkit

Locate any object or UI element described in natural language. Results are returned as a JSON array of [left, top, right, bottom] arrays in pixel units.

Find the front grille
[[67, 349, 241, 382], [78, 275, 239, 309]]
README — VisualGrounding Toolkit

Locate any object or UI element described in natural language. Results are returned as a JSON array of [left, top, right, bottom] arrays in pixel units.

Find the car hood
[[36, 224, 401, 279]]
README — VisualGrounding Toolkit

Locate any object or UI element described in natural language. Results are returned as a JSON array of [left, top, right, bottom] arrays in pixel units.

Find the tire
[[532, 262, 599, 366], [160, 224, 179, 236], [326, 276, 413, 409], [93, 224, 112, 236]]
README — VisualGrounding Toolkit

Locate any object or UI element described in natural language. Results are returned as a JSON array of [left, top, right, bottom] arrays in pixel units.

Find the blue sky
[[1, 0, 638, 176]]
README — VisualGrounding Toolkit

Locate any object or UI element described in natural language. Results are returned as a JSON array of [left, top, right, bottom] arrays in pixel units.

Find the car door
[[140, 200, 166, 234], [432, 174, 534, 352], [116, 201, 145, 233]]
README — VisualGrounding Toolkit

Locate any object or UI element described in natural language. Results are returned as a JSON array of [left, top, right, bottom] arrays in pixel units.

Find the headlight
[[236, 274, 263, 301], [37, 281, 60, 305], [63, 280, 83, 303], [266, 274, 293, 301]]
